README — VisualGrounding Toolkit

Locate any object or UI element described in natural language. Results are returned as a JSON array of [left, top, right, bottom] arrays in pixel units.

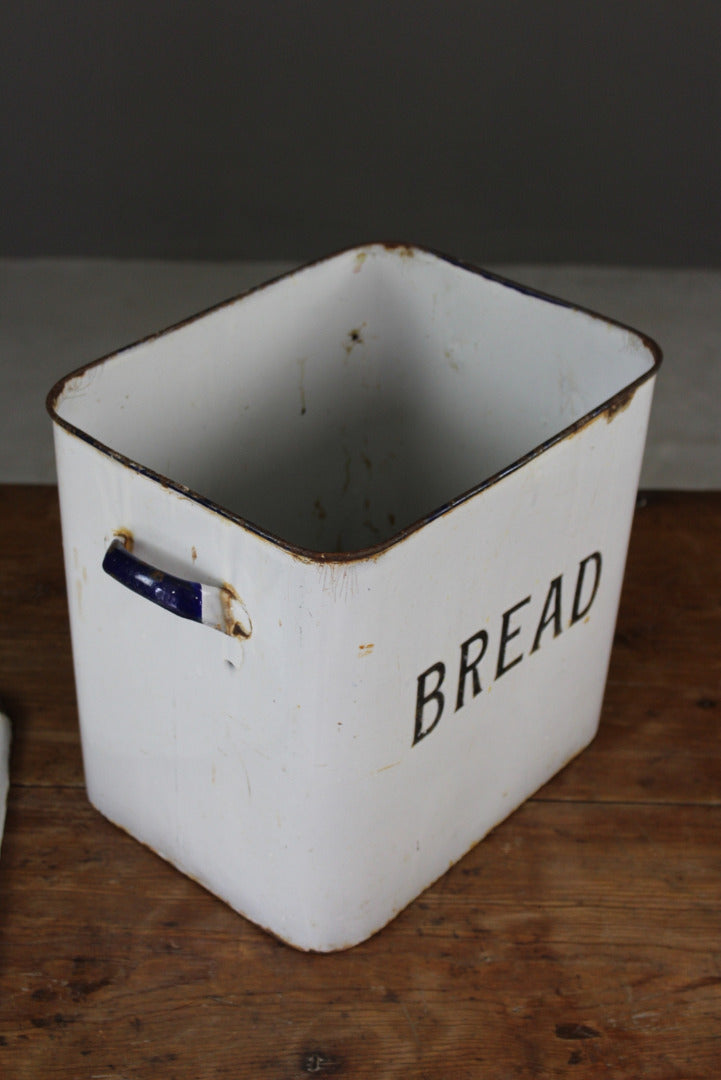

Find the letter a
[[531, 575, 563, 653]]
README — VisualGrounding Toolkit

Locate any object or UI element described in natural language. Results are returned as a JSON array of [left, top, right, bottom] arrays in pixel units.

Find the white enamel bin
[[48, 244, 661, 951]]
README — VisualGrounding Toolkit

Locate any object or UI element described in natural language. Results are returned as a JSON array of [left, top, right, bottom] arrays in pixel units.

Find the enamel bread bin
[[48, 244, 661, 951]]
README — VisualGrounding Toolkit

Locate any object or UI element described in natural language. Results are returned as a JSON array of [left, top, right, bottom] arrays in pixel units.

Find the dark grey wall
[[2, 1, 719, 264]]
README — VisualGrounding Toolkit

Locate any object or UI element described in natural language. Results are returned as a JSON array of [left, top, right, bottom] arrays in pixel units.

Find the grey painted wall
[[2, 1, 719, 264]]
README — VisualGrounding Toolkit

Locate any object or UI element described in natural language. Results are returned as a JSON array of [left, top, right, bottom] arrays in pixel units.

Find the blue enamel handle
[[102, 538, 251, 638], [103, 538, 202, 622]]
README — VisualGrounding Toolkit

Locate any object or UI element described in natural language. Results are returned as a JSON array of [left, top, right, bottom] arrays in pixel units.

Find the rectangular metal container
[[48, 244, 661, 950]]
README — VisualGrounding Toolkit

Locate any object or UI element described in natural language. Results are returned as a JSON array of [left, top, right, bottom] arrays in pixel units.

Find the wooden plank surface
[[0, 486, 719, 1078]]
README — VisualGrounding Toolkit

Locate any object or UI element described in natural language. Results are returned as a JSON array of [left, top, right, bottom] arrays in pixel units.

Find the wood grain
[[1, 486, 719, 1078]]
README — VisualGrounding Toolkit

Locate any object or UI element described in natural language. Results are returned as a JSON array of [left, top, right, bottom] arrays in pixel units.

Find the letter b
[[413, 662, 446, 745]]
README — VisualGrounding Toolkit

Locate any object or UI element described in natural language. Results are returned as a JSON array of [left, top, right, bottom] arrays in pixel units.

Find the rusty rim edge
[[46, 243, 663, 565]]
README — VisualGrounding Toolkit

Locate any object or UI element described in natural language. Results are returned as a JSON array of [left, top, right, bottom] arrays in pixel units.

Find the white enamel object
[[48, 244, 661, 951], [0, 712, 10, 855]]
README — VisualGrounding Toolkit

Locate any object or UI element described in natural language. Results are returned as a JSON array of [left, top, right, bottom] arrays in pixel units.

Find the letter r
[[456, 630, 488, 711]]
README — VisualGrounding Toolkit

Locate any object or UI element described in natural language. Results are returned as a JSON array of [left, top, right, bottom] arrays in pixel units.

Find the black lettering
[[413, 662, 446, 745], [455, 630, 488, 711], [531, 575, 563, 653], [496, 596, 531, 678], [570, 552, 602, 624]]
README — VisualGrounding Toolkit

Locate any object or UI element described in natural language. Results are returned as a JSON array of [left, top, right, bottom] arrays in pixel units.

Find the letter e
[[496, 596, 531, 679]]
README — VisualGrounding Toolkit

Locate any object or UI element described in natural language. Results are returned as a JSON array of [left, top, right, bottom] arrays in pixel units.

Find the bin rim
[[47, 242, 662, 565]]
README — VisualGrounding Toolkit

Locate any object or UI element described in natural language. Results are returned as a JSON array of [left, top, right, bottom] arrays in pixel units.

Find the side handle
[[102, 538, 252, 639]]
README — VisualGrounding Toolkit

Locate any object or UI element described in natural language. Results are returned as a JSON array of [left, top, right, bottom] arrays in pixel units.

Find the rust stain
[[353, 251, 367, 273], [313, 497, 327, 520], [220, 582, 252, 639], [344, 324, 366, 354], [358, 643, 374, 656], [603, 386, 634, 422], [191, 545, 197, 562], [113, 528, 134, 552], [382, 242, 414, 258]]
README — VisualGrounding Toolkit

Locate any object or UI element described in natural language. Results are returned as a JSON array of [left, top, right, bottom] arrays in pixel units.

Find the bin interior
[[52, 245, 657, 553]]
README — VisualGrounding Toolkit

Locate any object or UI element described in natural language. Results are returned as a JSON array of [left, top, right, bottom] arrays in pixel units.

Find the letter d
[[571, 552, 602, 624]]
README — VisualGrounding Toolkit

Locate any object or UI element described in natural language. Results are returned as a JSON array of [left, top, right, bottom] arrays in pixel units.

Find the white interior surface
[[2, 257, 720, 493], [49, 246, 655, 552]]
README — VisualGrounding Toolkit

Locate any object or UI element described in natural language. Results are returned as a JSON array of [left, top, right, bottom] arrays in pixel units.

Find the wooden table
[[1, 486, 719, 1078]]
